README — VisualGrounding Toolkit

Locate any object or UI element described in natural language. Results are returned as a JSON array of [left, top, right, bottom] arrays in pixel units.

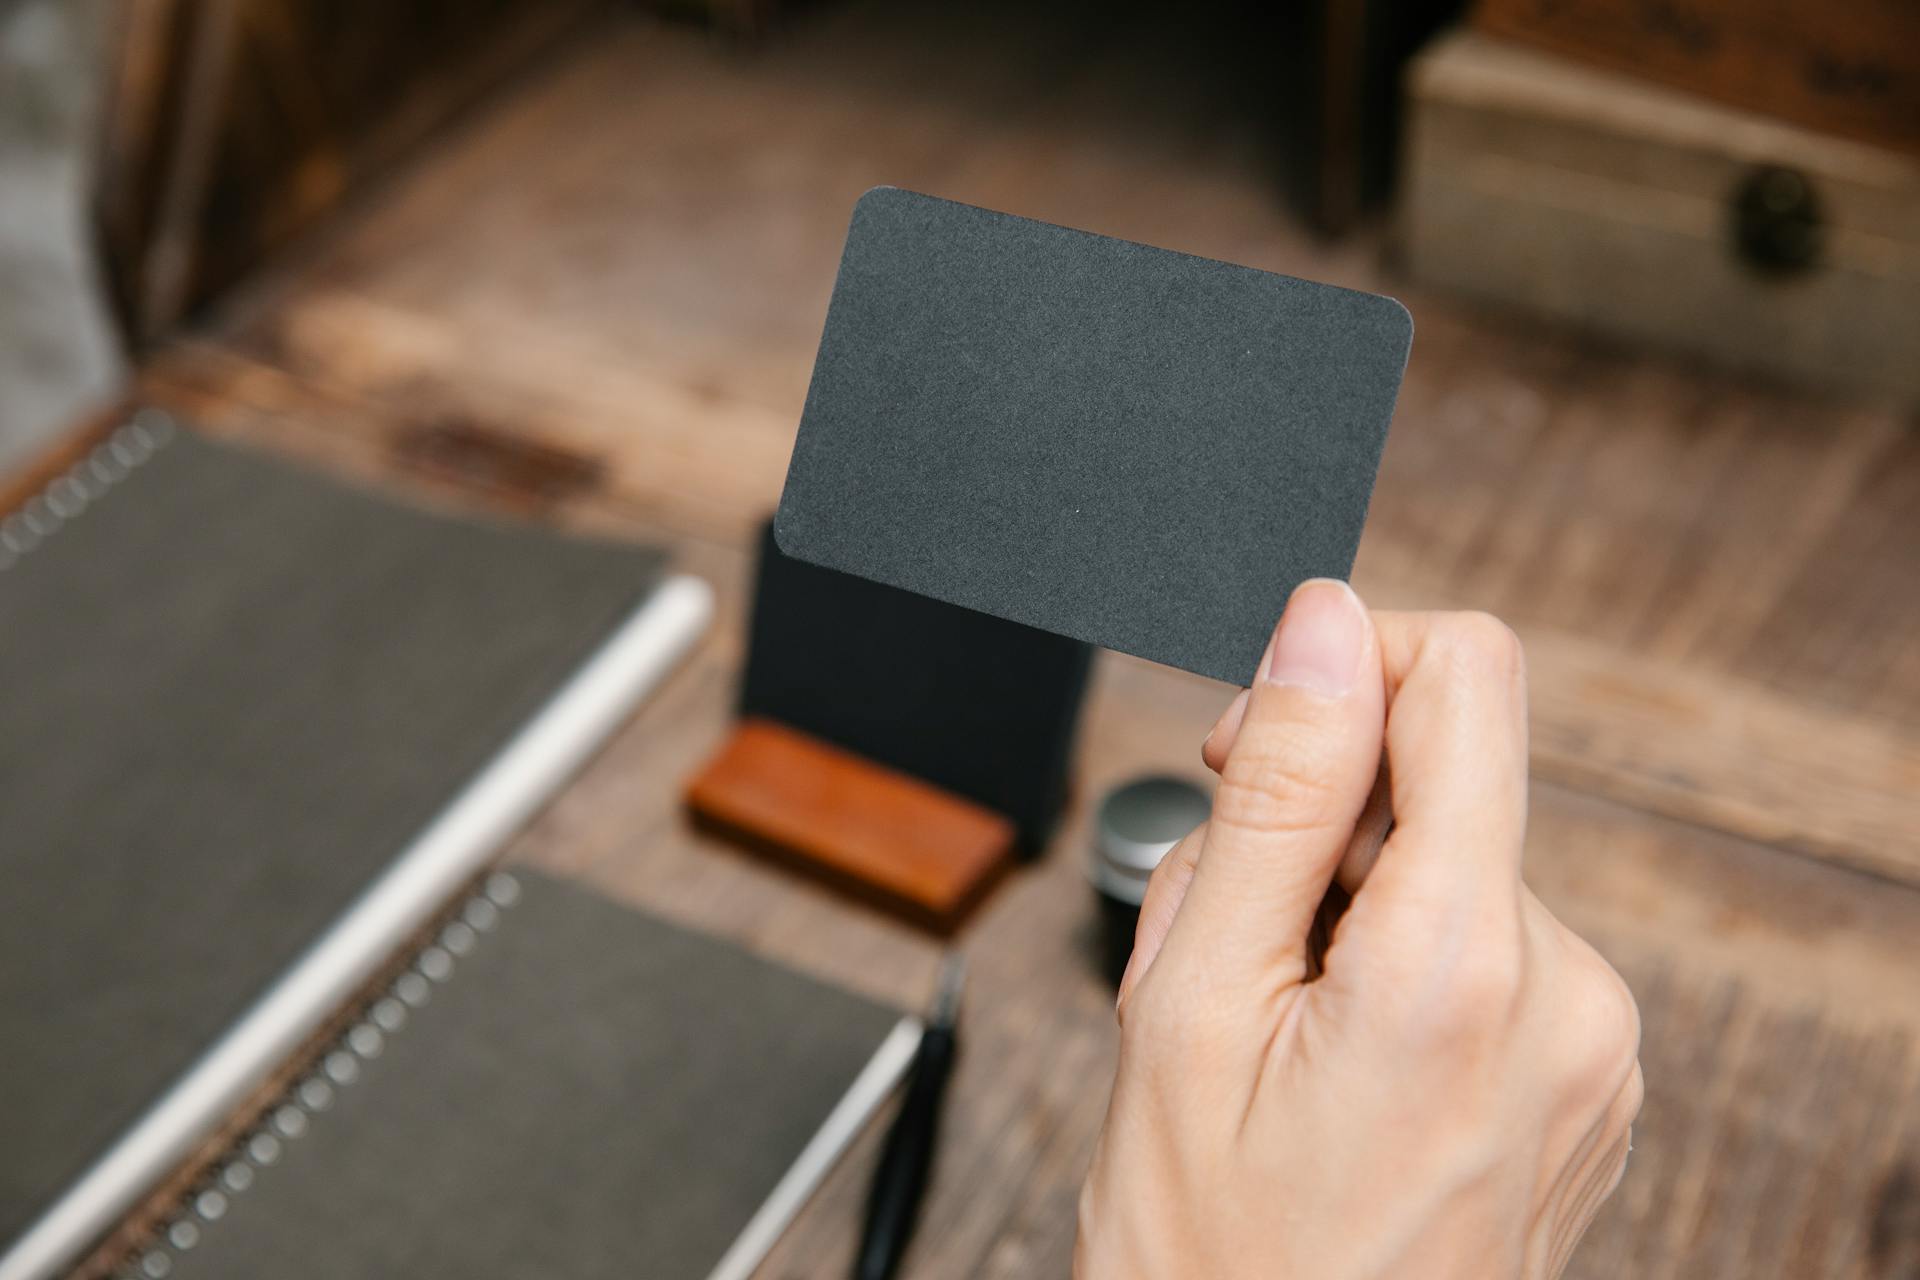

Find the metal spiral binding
[[117, 871, 525, 1280], [0, 408, 176, 574]]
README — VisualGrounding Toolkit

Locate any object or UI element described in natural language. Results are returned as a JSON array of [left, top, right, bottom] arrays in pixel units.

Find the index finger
[[1352, 609, 1531, 931], [1200, 609, 1530, 907]]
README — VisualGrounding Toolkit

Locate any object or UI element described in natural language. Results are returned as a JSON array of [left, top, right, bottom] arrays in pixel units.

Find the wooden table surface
[[119, 5, 1919, 1276]]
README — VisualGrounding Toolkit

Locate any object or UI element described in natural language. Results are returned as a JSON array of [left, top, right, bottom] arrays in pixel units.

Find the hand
[[1076, 581, 1642, 1280]]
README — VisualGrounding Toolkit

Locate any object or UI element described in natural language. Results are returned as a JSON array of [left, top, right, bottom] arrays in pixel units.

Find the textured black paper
[[0, 428, 662, 1248], [170, 871, 900, 1279], [776, 187, 1411, 684]]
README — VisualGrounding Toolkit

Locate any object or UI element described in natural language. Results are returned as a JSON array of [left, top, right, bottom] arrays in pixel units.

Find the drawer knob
[[1732, 165, 1825, 276]]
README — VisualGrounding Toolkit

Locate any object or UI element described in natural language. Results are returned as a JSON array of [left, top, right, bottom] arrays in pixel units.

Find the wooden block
[[685, 718, 1016, 934]]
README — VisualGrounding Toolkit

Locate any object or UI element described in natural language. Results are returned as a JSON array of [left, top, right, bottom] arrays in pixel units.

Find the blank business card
[[775, 187, 1411, 686]]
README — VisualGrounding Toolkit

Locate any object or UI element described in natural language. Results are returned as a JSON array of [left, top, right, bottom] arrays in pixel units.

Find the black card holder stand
[[740, 519, 1094, 858]]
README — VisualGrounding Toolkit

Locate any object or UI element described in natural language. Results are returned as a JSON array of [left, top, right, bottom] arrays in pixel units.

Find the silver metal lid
[[1089, 774, 1211, 906]]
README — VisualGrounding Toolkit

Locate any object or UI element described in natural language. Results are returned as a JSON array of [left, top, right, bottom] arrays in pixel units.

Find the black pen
[[853, 954, 965, 1280]]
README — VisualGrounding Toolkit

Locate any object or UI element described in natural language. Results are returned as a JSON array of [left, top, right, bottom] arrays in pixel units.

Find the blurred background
[[0, 0, 120, 470], [1, 1, 1916, 1277], [5, 0, 1915, 464]]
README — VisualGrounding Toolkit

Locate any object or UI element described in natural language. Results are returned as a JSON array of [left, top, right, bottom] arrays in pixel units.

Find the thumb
[[1155, 580, 1385, 991]]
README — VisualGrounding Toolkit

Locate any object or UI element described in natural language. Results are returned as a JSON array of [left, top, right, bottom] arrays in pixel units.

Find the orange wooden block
[[686, 718, 1015, 934]]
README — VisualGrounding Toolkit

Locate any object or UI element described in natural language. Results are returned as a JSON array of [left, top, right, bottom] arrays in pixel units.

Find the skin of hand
[[1076, 580, 1643, 1280]]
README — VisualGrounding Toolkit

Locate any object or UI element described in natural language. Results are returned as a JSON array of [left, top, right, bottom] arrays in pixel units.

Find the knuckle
[[1431, 611, 1527, 690], [1448, 944, 1527, 1029], [1409, 926, 1528, 1048], [1120, 980, 1233, 1062], [1212, 746, 1346, 840], [1581, 960, 1643, 1062], [1556, 951, 1643, 1099]]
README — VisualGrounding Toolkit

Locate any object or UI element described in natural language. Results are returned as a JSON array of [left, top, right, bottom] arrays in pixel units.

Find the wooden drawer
[[1399, 31, 1920, 404], [1474, 0, 1920, 155]]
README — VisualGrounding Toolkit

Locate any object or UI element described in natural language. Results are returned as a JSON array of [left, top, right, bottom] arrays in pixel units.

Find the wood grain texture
[[62, 399, 1920, 1277], [509, 544, 1920, 1280], [1517, 625, 1920, 885], [84, 2, 1920, 1273], [144, 315, 1920, 886], [94, 0, 601, 344], [1473, 0, 1920, 155], [686, 717, 1015, 933]]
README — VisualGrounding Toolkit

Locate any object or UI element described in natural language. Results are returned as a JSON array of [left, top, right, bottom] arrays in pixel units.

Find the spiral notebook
[[129, 869, 914, 1280], [0, 416, 711, 1278]]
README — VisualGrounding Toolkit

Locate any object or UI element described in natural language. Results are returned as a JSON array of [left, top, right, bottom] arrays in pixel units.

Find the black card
[[775, 187, 1411, 685]]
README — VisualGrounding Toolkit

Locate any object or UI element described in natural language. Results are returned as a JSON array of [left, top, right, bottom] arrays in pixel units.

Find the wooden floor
[[128, 4, 1920, 1276]]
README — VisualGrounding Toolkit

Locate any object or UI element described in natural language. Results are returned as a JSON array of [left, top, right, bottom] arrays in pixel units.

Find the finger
[[1114, 822, 1205, 1017], [1205, 687, 1390, 898], [1213, 611, 1528, 893], [1334, 761, 1393, 891], [1201, 688, 1249, 774], [1343, 610, 1532, 946], [1211, 682, 1393, 891], [1154, 579, 1386, 990]]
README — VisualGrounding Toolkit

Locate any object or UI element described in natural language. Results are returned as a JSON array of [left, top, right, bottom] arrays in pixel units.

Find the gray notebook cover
[[158, 870, 901, 1279], [0, 424, 663, 1248]]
